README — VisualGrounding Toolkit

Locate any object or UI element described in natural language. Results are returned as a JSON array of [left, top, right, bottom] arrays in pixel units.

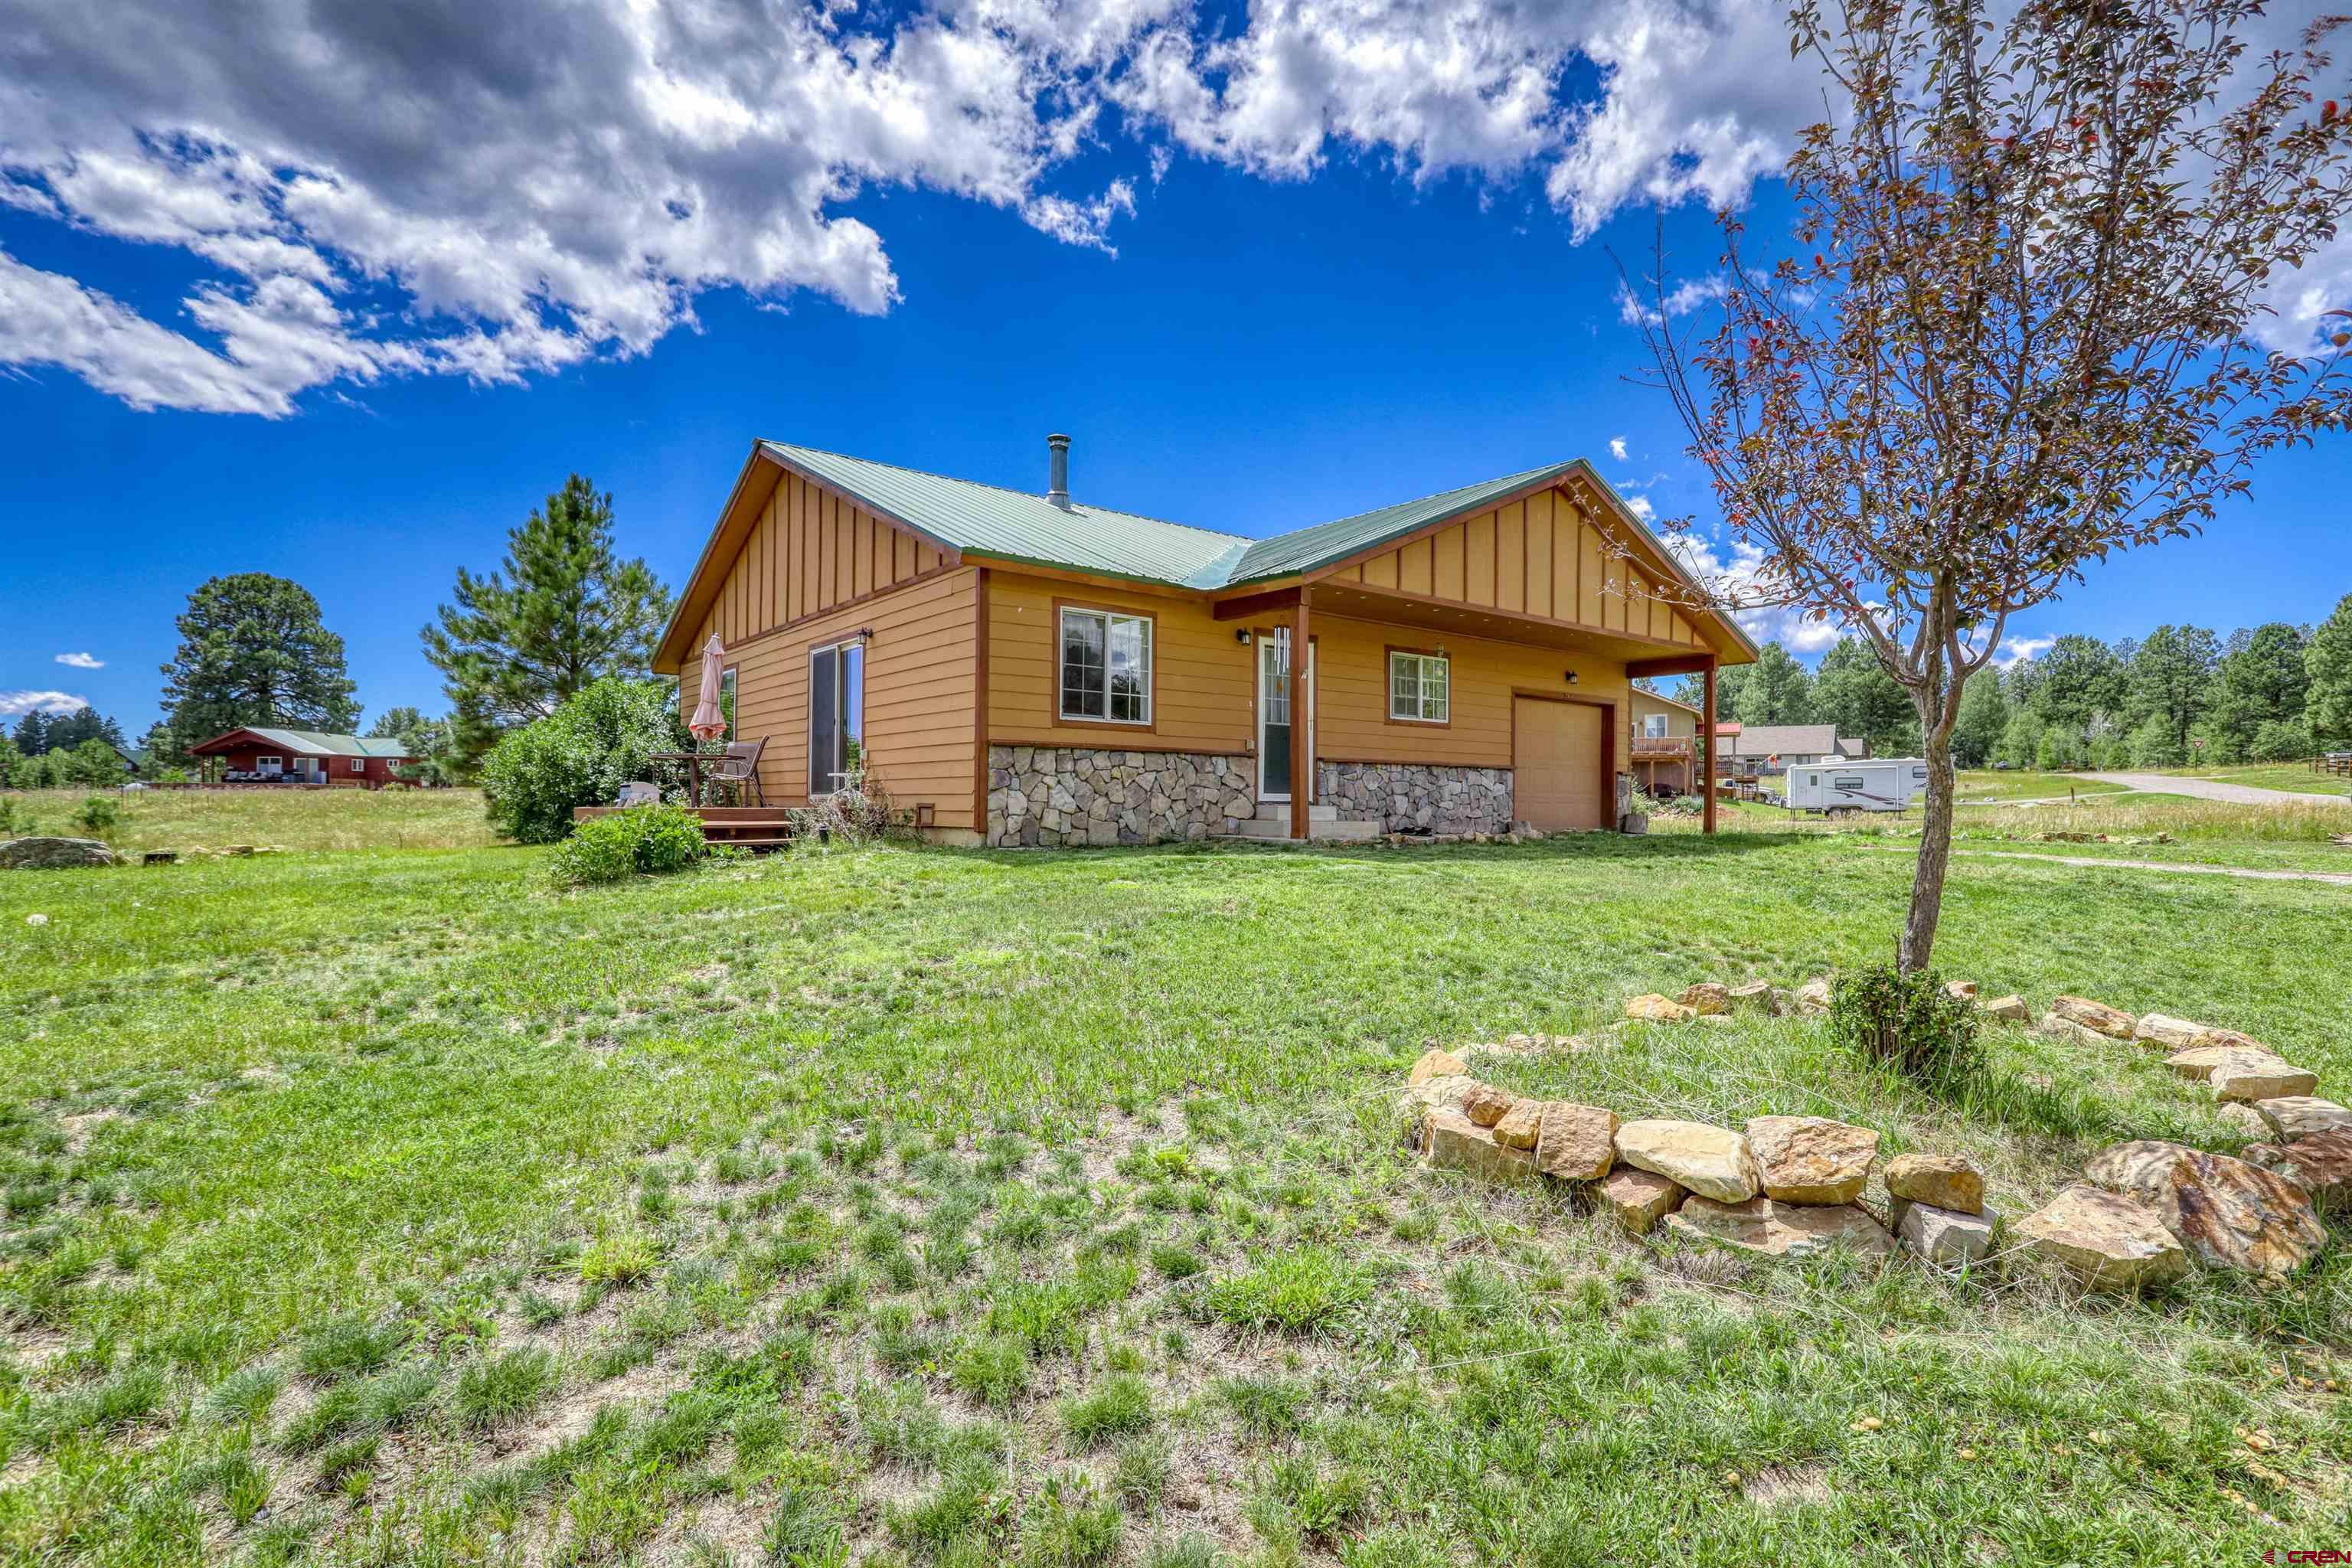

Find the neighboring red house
[[187, 727, 416, 787]]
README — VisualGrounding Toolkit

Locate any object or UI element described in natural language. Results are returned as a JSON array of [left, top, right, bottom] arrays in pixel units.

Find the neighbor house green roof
[[194, 728, 413, 757]]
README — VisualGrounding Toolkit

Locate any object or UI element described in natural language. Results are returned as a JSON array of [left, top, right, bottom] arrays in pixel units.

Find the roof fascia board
[[653, 442, 784, 671], [1563, 464, 1762, 663], [965, 557, 1214, 600]]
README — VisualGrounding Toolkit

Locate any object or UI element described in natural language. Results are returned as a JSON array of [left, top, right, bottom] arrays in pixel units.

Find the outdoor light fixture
[[858, 627, 875, 642], [1235, 629, 1251, 645], [1565, 671, 1580, 684]]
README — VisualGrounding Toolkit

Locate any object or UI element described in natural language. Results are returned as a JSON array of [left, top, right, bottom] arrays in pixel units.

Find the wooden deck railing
[[1628, 737, 1694, 760]]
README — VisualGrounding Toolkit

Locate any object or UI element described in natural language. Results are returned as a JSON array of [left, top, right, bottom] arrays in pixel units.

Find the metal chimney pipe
[[1047, 433, 1070, 508]]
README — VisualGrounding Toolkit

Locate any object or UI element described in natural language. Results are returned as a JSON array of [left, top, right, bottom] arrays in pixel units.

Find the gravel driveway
[[2076, 771, 2351, 807]]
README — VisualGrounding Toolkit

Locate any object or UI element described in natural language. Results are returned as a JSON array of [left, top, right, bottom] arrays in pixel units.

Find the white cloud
[[6, 0, 2341, 415], [1994, 635, 2055, 669], [0, 0, 1846, 415], [1608, 435, 1628, 461], [1615, 273, 1727, 327], [53, 652, 103, 669], [1623, 494, 1655, 521], [1, 691, 88, 718]]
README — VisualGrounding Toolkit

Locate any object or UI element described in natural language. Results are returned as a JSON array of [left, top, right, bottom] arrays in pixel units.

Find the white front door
[[1256, 629, 1315, 802]]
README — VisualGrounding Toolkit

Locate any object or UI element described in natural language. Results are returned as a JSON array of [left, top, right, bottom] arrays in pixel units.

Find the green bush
[[549, 803, 706, 884], [74, 795, 119, 835], [1828, 963, 1983, 1091], [479, 677, 694, 844]]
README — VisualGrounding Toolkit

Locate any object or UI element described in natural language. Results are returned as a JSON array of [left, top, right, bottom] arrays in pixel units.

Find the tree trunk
[[1900, 700, 1959, 975]]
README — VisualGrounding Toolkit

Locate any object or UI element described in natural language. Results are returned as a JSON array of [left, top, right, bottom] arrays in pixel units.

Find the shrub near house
[[479, 677, 695, 844]]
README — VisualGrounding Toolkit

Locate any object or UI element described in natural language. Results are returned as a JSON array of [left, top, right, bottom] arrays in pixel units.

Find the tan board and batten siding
[[676, 469, 978, 829], [984, 573, 1635, 770], [1328, 488, 1707, 647]]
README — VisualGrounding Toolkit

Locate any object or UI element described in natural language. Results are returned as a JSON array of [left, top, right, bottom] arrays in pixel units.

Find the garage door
[[1514, 698, 1605, 831]]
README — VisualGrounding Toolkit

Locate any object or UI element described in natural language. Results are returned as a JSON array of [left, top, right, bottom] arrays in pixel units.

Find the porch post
[[1701, 655, 1719, 836], [1291, 588, 1312, 840]]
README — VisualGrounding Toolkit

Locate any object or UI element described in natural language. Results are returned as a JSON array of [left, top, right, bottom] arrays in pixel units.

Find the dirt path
[[1871, 844, 2352, 886], [2076, 770, 2351, 807]]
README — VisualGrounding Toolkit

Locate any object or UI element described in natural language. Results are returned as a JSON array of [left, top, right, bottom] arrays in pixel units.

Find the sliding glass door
[[808, 640, 866, 795]]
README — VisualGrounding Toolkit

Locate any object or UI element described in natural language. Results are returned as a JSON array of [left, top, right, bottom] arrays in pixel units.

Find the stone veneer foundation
[[1318, 762, 1515, 836], [986, 746, 1258, 847], [987, 747, 1527, 845]]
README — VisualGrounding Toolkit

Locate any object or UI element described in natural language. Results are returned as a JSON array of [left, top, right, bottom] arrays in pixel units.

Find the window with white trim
[[1387, 651, 1449, 723], [1060, 608, 1152, 724], [351, 757, 367, 773], [1644, 712, 1671, 739]]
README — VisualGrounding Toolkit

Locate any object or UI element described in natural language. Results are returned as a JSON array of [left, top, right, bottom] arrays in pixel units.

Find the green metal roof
[[740, 441, 1754, 658], [1220, 460, 1573, 585], [762, 443, 1251, 590]]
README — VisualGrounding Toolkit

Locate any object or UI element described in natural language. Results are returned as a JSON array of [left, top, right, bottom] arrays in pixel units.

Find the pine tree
[[2207, 622, 2312, 761], [2124, 625, 2220, 760], [159, 573, 360, 749], [1951, 669, 2010, 769], [422, 475, 674, 763], [1733, 642, 1816, 727], [2308, 595, 2352, 749], [1812, 640, 1916, 756], [11, 711, 50, 756]]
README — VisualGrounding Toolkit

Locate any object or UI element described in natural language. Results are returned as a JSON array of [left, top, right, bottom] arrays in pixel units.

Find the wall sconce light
[[858, 627, 875, 642], [1235, 629, 1252, 645], [1564, 670, 1580, 685]]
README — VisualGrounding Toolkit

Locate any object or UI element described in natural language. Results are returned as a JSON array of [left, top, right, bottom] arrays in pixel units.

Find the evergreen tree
[[2123, 625, 2220, 760], [2025, 635, 2127, 731], [1811, 640, 1916, 756], [2308, 594, 2352, 749], [11, 711, 50, 755], [1951, 669, 2009, 769], [368, 706, 426, 740], [1733, 641, 1815, 727], [2207, 622, 2311, 761], [422, 475, 674, 763], [159, 574, 360, 749]]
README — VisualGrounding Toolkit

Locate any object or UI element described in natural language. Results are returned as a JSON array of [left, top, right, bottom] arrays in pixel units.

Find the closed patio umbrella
[[688, 634, 729, 741]]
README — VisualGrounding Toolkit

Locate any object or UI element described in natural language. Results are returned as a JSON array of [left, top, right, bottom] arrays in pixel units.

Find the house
[[187, 727, 416, 787], [1720, 724, 1867, 775], [650, 436, 1758, 845], [1628, 687, 1704, 796]]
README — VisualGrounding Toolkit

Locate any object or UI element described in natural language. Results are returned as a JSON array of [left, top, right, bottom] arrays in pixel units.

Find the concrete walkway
[[2076, 771, 2351, 807], [1873, 844, 2352, 886]]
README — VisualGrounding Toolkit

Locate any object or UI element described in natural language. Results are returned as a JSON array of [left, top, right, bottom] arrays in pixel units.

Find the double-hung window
[[1060, 607, 1152, 725], [1644, 712, 1671, 739], [1387, 651, 1450, 724]]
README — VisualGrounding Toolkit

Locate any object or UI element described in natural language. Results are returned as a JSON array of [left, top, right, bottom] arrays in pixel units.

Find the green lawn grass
[[2, 815, 2348, 1564], [0, 786, 500, 854], [1952, 769, 2123, 803]]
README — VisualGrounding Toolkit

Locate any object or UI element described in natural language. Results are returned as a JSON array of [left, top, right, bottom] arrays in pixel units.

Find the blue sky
[[5, 0, 2347, 737]]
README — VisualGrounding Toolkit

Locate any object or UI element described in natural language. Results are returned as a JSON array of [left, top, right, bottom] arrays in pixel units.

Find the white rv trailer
[[1782, 758, 1931, 813]]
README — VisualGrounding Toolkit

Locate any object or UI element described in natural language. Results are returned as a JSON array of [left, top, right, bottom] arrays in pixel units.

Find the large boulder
[[1400, 1074, 1480, 1123], [1665, 1196, 1893, 1259], [2132, 1014, 2208, 1050], [2192, 1026, 2272, 1054], [1491, 1099, 1544, 1150], [1978, 995, 2032, 1022], [1895, 1200, 1998, 1267], [1727, 980, 1779, 1013], [2050, 996, 2135, 1039], [1615, 1119, 1759, 1203], [1626, 994, 1697, 1024], [1795, 979, 1832, 1015], [1533, 1102, 1618, 1181], [2014, 1184, 2189, 1292], [0, 837, 115, 871], [2165, 1044, 2262, 1082], [1883, 1153, 1985, 1216], [2036, 1013, 2115, 1047], [2253, 1098, 2352, 1142], [2207, 1052, 2319, 1104], [2083, 1139, 2326, 1281], [1599, 1168, 1684, 1233], [1423, 1110, 1537, 1181], [2242, 1129, 2352, 1212], [1744, 1116, 1880, 1205]]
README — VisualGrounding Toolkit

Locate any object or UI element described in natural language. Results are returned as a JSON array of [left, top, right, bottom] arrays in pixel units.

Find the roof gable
[[191, 727, 410, 757]]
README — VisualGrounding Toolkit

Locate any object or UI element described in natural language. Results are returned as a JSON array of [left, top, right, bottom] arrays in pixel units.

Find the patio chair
[[710, 737, 768, 806]]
